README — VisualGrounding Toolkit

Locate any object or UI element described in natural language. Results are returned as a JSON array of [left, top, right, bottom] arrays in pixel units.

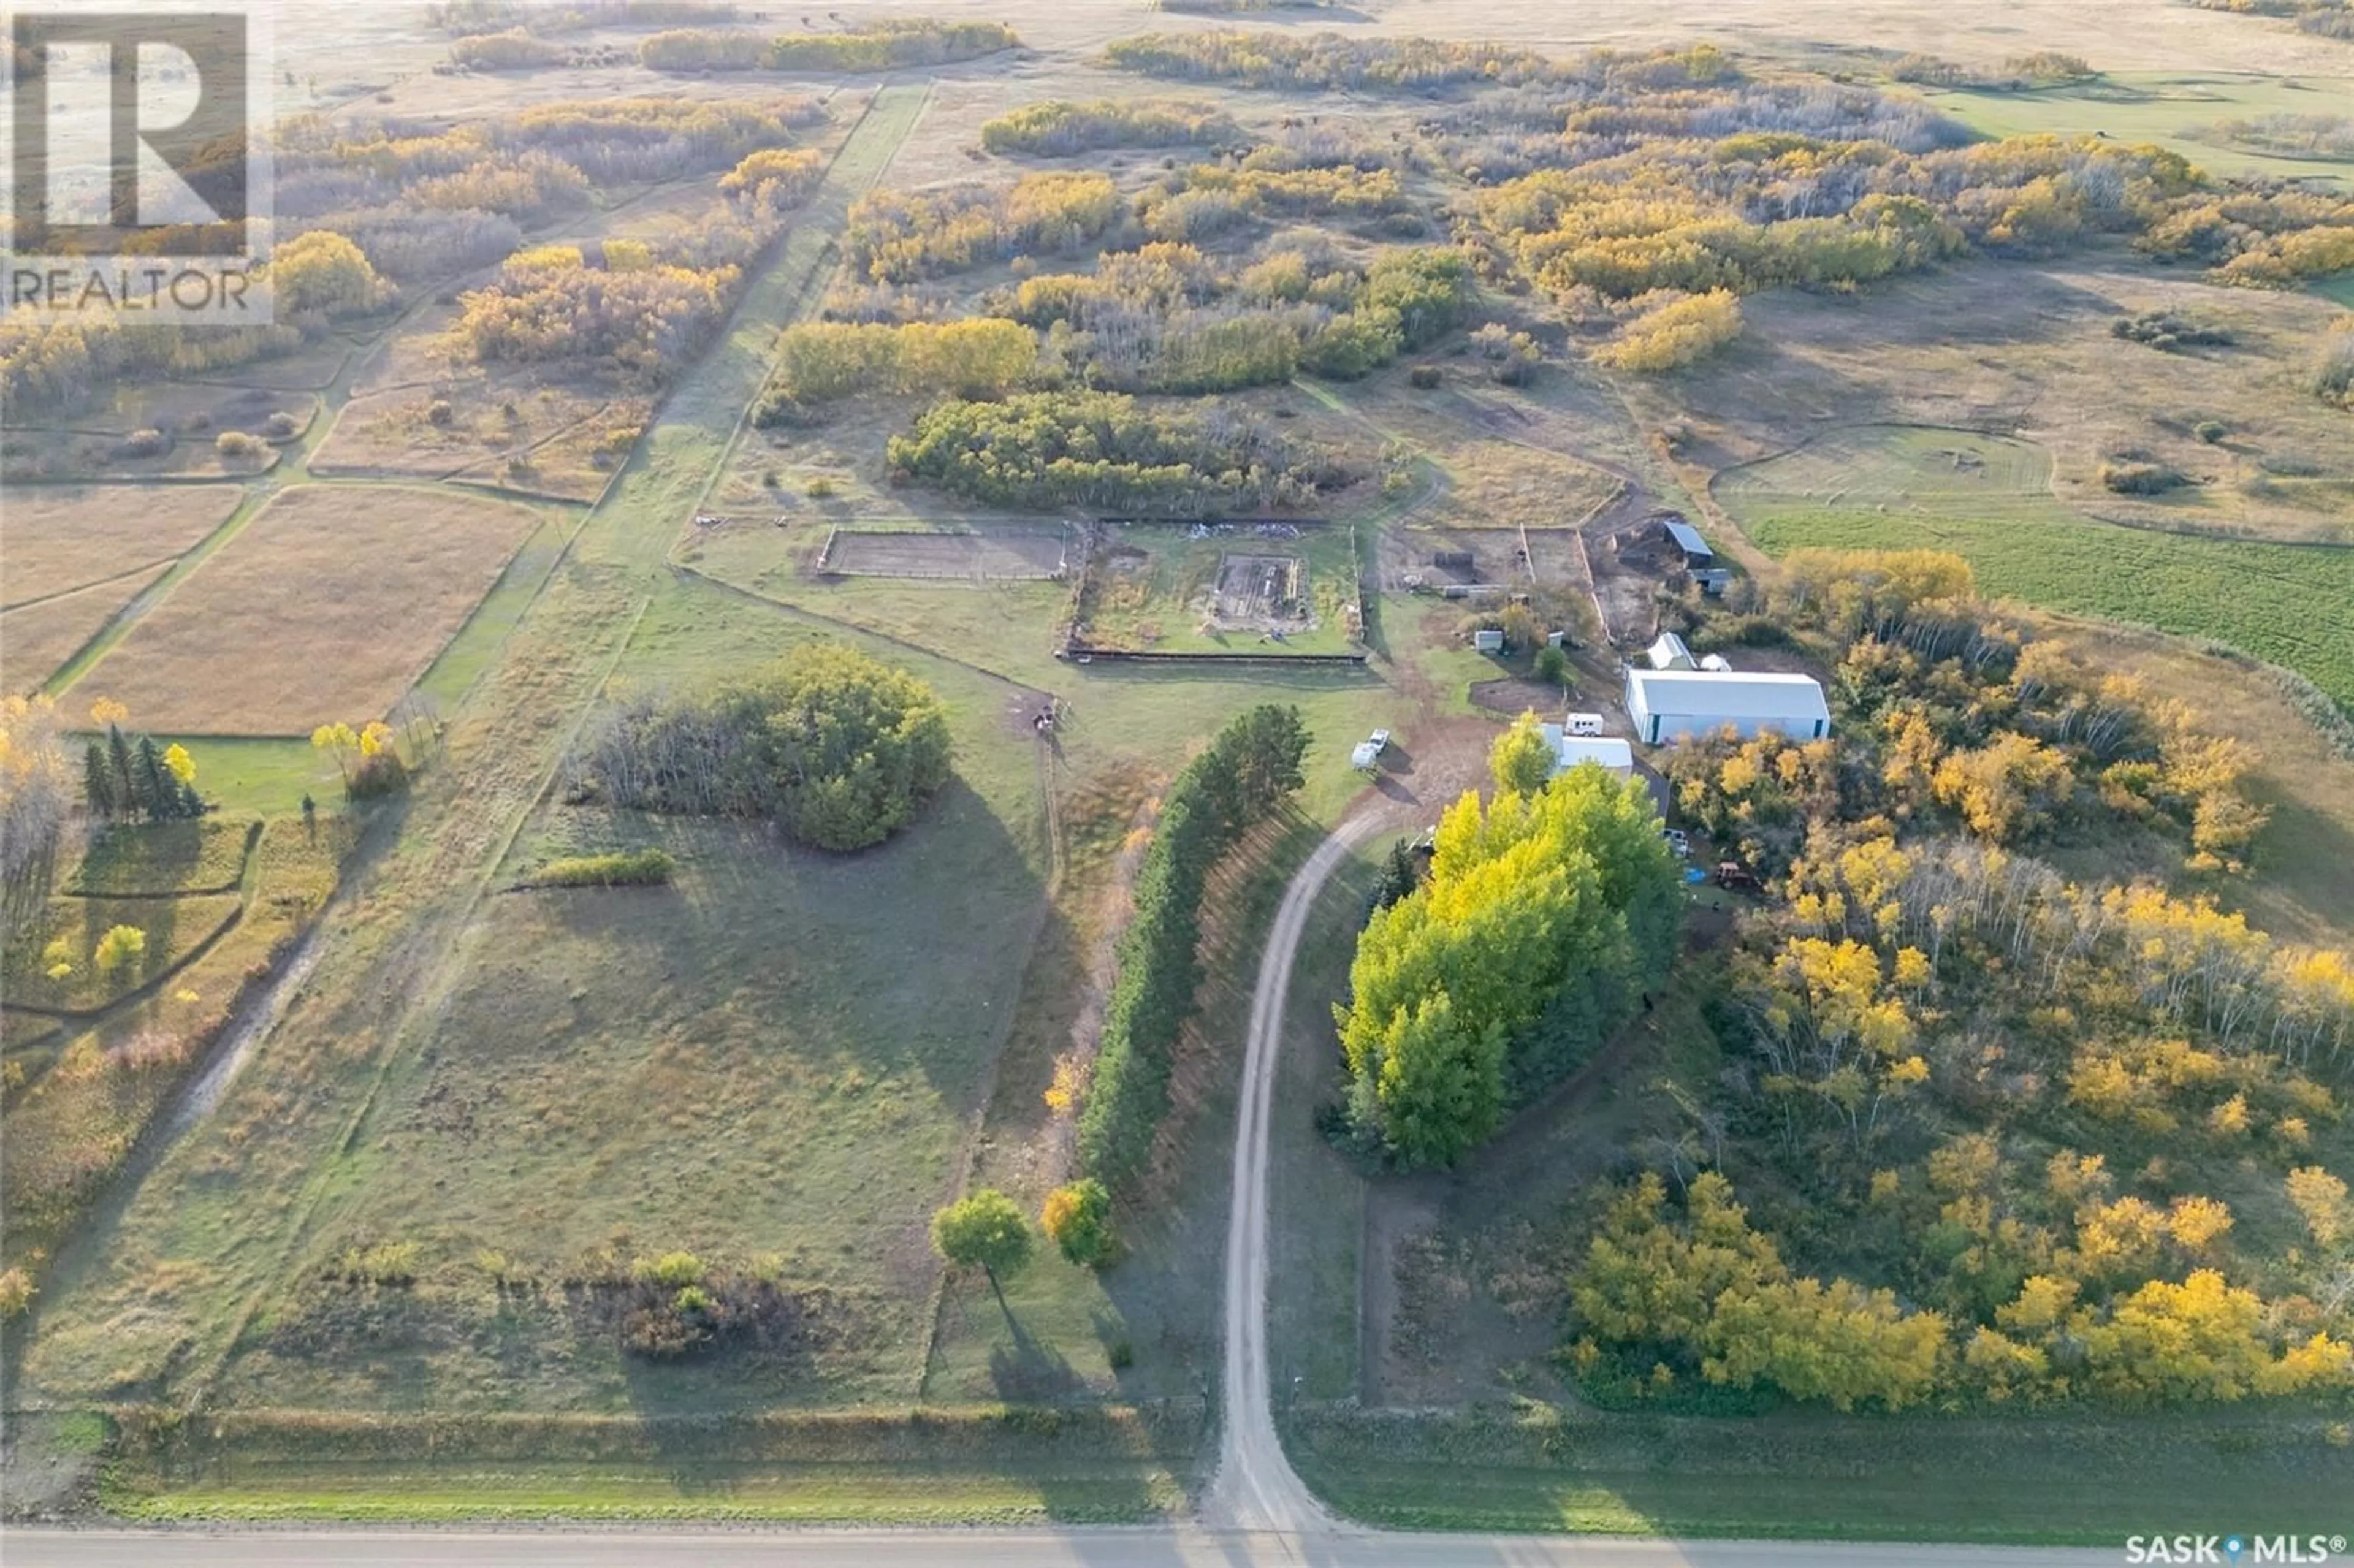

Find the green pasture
[[1916, 72, 2354, 191], [1716, 425, 2354, 715]]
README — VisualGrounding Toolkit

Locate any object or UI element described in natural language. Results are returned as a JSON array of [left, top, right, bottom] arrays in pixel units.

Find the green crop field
[[1916, 72, 2354, 191], [1716, 425, 2354, 715]]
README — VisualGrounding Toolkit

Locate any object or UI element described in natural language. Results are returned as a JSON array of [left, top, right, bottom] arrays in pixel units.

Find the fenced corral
[[815, 525, 1070, 582], [1061, 517, 1366, 660]]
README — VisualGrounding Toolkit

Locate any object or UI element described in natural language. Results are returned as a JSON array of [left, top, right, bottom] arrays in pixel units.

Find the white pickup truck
[[1350, 729, 1392, 771]]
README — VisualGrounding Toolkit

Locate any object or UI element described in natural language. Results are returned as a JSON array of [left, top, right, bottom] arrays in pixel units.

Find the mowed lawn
[[205, 600, 1055, 1415], [76, 484, 545, 734], [1715, 425, 2354, 714]]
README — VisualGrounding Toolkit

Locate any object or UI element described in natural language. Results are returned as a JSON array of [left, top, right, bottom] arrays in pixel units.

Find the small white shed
[[1645, 631, 1696, 671], [1623, 669, 1830, 745], [1473, 628, 1506, 653]]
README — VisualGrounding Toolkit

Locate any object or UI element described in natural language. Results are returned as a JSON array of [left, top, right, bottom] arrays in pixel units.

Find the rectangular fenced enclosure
[[1066, 520, 1365, 658], [817, 525, 1070, 581]]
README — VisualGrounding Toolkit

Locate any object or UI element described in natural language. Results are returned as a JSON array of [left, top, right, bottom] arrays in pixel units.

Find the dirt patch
[[821, 527, 1070, 582], [1, 485, 241, 608], [1469, 676, 1563, 718], [81, 484, 541, 734]]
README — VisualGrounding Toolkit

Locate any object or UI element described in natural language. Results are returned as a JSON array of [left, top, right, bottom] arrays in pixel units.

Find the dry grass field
[[1648, 261, 2354, 544], [2, 486, 243, 608], [80, 485, 542, 734], [1, 566, 172, 695]]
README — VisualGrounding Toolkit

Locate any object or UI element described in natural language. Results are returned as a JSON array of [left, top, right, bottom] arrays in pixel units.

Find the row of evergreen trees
[[83, 724, 203, 821]]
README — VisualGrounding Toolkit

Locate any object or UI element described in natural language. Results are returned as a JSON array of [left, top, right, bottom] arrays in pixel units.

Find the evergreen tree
[[106, 723, 136, 813], [83, 741, 117, 819], [135, 735, 172, 821]]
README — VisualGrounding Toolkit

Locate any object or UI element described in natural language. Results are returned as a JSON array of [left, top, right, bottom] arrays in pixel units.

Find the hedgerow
[[1076, 707, 1309, 1192]]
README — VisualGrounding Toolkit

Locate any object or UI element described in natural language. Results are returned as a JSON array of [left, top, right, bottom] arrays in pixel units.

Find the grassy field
[[1, 567, 171, 695], [1916, 72, 2354, 191], [1, 486, 241, 608], [74, 485, 546, 734], [1286, 1404, 2354, 1543], [1715, 424, 2354, 714], [101, 1405, 1204, 1523]]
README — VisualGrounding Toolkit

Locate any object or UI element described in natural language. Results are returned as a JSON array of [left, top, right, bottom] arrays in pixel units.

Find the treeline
[[453, 145, 826, 378], [1889, 51, 2095, 90], [1076, 706, 1309, 1191], [1, 232, 389, 420], [883, 390, 1356, 516], [1460, 75, 2353, 300], [0, 697, 74, 934], [2204, 112, 2354, 159], [639, 18, 1018, 72], [272, 96, 825, 280], [2190, 0, 2354, 40], [1336, 737, 1682, 1166], [847, 173, 1122, 283], [1100, 29, 1582, 93], [429, 0, 738, 36], [979, 99, 1239, 157]]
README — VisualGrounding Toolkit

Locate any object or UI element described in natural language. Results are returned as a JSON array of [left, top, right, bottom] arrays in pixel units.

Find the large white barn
[[1623, 669, 1830, 745]]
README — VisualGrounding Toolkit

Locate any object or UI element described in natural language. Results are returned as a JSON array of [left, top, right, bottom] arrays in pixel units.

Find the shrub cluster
[[847, 173, 1122, 283], [979, 98, 1238, 157], [2098, 459, 2189, 495], [2110, 310, 2235, 350], [581, 645, 952, 853], [525, 848, 675, 887], [1077, 706, 1309, 1192], [756, 318, 1040, 417], [1591, 289, 1744, 372]]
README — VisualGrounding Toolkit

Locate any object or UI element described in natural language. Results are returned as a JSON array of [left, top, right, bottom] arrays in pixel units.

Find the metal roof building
[[1539, 725, 1635, 778], [1645, 631, 1696, 671], [1623, 669, 1830, 745], [1662, 519, 1714, 565]]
